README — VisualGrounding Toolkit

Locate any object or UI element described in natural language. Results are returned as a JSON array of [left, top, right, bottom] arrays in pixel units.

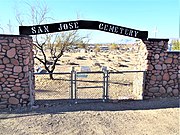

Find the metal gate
[[34, 69, 146, 102], [71, 69, 146, 102], [71, 69, 109, 102]]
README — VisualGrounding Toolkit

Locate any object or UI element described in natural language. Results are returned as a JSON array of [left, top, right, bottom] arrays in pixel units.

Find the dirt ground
[[34, 49, 142, 73], [34, 72, 138, 100], [1, 48, 179, 135], [34, 50, 144, 101], [0, 98, 179, 135]]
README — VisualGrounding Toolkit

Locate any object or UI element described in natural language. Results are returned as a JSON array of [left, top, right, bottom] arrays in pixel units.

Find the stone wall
[[133, 71, 145, 99], [132, 41, 147, 99], [0, 35, 34, 109], [143, 39, 179, 99], [0, 35, 179, 109]]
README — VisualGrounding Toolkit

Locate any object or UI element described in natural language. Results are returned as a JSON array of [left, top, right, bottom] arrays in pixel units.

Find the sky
[[0, 0, 179, 43]]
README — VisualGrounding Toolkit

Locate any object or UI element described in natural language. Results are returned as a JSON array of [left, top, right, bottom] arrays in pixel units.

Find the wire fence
[[33, 70, 146, 103], [35, 73, 71, 100], [108, 71, 145, 100]]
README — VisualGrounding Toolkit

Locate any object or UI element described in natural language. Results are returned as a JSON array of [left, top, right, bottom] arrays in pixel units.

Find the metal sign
[[77, 66, 91, 78], [19, 20, 148, 39]]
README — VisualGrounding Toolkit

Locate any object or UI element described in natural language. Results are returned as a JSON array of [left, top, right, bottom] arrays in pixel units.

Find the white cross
[[153, 27, 158, 38]]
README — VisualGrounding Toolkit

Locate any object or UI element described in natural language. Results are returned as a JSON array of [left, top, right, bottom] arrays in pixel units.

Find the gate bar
[[77, 86, 103, 89], [103, 71, 106, 100], [34, 72, 71, 75], [70, 68, 74, 99], [74, 71, 77, 100], [105, 70, 109, 100], [77, 71, 103, 74], [109, 70, 145, 74]]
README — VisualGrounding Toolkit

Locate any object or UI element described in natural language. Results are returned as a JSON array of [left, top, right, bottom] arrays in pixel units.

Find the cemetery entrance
[[24, 20, 148, 104], [0, 21, 178, 109], [34, 68, 146, 103]]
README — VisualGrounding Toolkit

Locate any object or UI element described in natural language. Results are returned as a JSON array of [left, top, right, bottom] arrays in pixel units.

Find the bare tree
[[0, 19, 4, 33], [0, 25, 4, 33], [34, 31, 88, 79], [16, 0, 89, 79], [15, 0, 51, 25]]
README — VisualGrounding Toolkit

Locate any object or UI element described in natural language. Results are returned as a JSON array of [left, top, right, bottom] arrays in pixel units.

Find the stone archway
[[0, 32, 179, 109]]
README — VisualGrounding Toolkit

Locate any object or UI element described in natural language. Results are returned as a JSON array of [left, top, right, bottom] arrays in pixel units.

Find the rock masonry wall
[[0, 35, 179, 109], [143, 39, 179, 99], [0, 35, 34, 109], [132, 40, 148, 99]]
